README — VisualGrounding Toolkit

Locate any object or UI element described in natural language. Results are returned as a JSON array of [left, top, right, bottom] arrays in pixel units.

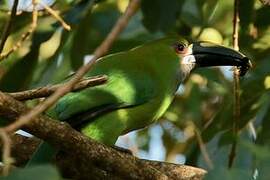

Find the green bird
[[28, 37, 251, 164]]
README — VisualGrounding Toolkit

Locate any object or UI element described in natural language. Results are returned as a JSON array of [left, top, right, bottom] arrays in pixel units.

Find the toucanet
[[28, 37, 252, 165]]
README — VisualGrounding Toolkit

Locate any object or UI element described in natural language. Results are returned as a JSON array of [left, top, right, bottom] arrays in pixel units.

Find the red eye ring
[[174, 43, 186, 54]]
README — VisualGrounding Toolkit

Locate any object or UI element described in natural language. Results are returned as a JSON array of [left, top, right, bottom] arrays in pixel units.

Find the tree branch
[[141, 160, 206, 180], [3, 122, 205, 178], [0, 134, 206, 180], [0, 0, 19, 53], [0, 0, 38, 60], [228, 0, 240, 168], [0, 129, 12, 176], [8, 75, 107, 101], [0, 92, 206, 179], [38, 0, 70, 31]]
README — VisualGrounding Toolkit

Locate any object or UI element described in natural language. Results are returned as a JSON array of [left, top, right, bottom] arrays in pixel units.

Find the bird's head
[[157, 37, 252, 79]]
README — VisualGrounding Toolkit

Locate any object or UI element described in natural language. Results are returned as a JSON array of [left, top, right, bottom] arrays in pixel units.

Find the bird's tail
[[26, 141, 56, 167], [26, 108, 59, 166]]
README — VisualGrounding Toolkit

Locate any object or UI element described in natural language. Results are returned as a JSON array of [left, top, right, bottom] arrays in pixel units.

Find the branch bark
[[0, 92, 206, 179], [0, 0, 19, 53], [8, 75, 107, 101], [0, 134, 206, 180]]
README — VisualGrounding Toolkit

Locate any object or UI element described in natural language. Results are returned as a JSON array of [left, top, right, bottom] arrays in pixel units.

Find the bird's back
[[52, 40, 182, 144]]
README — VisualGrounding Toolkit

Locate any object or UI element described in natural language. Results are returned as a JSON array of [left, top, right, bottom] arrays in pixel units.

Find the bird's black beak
[[191, 42, 252, 76]]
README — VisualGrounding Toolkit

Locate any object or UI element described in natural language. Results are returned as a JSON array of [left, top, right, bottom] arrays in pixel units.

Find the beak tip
[[192, 42, 252, 77], [238, 57, 252, 76]]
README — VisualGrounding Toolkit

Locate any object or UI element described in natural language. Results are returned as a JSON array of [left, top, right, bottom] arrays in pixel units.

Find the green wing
[[53, 52, 158, 127]]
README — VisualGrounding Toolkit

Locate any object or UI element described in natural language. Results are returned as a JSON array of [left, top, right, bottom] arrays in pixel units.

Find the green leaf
[[239, 0, 255, 49], [136, 129, 150, 152], [0, 50, 39, 92], [141, 0, 183, 32], [0, 165, 61, 180], [0, 31, 53, 92], [9, 13, 32, 34], [256, 95, 270, 146], [202, 94, 233, 142], [239, 141, 270, 180], [70, 2, 121, 70], [34, 30, 71, 86], [239, 0, 255, 30], [202, 58, 270, 142], [255, 6, 270, 30], [205, 168, 251, 180], [202, 0, 219, 24], [181, 0, 203, 27], [241, 141, 270, 159], [56, 0, 97, 26]]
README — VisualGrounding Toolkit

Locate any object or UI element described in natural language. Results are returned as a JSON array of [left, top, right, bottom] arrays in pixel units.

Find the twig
[[37, 0, 71, 31], [0, 0, 38, 60], [247, 121, 256, 142], [228, 0, 240, 168], [0, 134, 40, 167], [0, 0, 19, 53], [194, 127, 213, 170], [0, 0, 71, 60], [260, 0, 270, 5], [0, 2, 20, 174], [8, 75, 107, 101], [0, 129, 13, 176], [3, 0, 141, 134]]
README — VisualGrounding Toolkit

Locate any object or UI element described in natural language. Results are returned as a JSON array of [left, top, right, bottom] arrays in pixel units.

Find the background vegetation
[[0, 0, 270, 179]]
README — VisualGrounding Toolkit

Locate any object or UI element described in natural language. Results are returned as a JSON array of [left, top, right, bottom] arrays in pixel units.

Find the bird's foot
[[112, 145, 133, 155]]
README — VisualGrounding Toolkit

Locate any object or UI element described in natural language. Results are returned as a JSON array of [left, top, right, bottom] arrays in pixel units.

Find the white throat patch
[[181, 55, 196, 80], [182, 55, 196, 65]]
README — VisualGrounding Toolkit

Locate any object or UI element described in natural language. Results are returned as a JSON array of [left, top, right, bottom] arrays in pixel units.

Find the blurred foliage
[[0, 165, 60, 180], [0, 0, 270, 179]]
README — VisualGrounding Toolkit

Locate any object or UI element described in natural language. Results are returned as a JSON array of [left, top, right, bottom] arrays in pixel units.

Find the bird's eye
[[174, 43, 186, 54]]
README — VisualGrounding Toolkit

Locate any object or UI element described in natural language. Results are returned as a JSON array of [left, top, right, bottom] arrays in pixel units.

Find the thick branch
[[141, 160, 206, 180], [0, 92, 167, 179], [0, 92, 206, 179], [8, 75, 107, 101], [0, 134, 206, 179]]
